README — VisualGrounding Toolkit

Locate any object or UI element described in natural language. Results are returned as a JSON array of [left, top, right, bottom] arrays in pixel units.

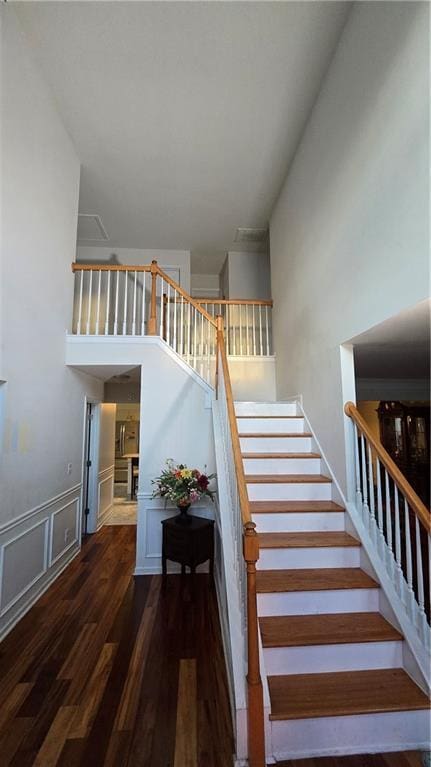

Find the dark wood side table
[[161, 514, 215, 577]]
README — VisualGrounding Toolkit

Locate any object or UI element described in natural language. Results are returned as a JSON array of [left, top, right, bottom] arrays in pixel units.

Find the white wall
[[225, 251, 271, 300], [270, 2, 429, 491], [77, 246, 191, 293], [190, 272, 220, 298], [0, 8, 103, 639], [135, 343, 216, 574]]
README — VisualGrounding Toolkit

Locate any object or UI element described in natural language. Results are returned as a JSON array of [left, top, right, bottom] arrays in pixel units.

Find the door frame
[[80, 396, 101, 537]]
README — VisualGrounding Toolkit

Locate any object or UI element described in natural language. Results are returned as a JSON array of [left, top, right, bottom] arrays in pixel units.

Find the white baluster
[[239, 304, 243, 355], [259, 305, 263, 356], [353, 424, 363, 513], [166, 284, 171, 346], [265, 305, 269, 355], [180, 295, 184, 356], [95, 269, 102, 334], [394, 487, 403, 594], [193, 307, 197, 371], [233, 305, 236, 355], [360, 434, 369, 526], [105, 270, 111, 335], [187, 302, 191, 364], [384, 470, 394, 575], [415, 517, 428, 641], [252, 304, 256, 355], [173, 292, 178, 353], [368, 444, 377, 543], [114, 270, 119, 335], [246, 305, 250, 356], [208, 324, 212, 383], [159, 278, 164, 338], [123, 271, 128, 335], [376, 457, 385, 556], [86, 269, 93, 335], [404, 500, 414, 616], [141, 271, 146, 335], [200, 311, 204, 377], [77, 270, 84, 335], [132, 270, 137, 335]]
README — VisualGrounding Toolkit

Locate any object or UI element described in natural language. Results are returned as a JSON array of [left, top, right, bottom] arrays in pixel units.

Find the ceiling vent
[[77, 214, 109, 242], [234, 227, 268, 244]]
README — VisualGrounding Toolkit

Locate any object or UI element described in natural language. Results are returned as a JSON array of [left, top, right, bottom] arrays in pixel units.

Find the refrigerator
[[115, 420, 140, 484]]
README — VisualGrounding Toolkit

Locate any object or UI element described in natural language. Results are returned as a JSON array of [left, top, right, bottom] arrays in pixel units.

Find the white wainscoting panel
[[135, 494, 215, 575], [97, 465, 114, 528], [0, 485, 82, 641]]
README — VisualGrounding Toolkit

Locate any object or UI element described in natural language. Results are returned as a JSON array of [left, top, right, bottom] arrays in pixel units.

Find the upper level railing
[[71, 264, 273, 369], [72, 261, 217, 386], [345, 402, 430, 646], [194, 298, 273, 356], [216, 317, 265, 767]]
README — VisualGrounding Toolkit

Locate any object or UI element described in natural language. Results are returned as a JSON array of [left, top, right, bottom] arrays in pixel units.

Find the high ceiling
[[16, 1, 350, 273]]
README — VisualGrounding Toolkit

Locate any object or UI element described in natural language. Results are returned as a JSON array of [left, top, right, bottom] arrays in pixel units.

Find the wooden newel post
[[215, 315, 224, 397], [148, 260, 158, 335], [244, 523, 265, 767]]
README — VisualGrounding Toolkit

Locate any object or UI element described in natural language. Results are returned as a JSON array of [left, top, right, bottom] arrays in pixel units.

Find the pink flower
[[190, 489, 199, 503]]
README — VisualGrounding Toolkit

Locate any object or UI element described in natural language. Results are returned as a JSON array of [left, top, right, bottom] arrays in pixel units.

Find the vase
[[176, 504, 191, 524]]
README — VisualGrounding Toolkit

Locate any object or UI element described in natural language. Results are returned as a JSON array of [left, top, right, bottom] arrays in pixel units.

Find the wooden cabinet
[[377, 401, 430, 507], [161, 514, 214, 576]]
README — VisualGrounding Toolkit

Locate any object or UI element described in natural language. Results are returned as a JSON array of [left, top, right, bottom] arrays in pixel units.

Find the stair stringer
[[297, 398, 430, 694]]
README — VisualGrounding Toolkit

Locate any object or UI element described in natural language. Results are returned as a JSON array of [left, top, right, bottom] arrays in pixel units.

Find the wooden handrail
[[194, 298, 273, 307], [217, 326, 252, 527], [72, 263, 152, 272], [345, 401, 430, 532], [216, 323, 265, 767]]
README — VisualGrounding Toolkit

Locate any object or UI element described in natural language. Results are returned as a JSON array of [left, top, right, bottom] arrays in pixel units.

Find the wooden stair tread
[[258, 532, 360, 549], [256, 568, 379, 593], [242, 452, 320, 459], [250, 500, 344, 513], [268, 669, 429, 720], [239, 432, 313, 438], [260, 612, 403, 648], [246, 474, 331, 484]]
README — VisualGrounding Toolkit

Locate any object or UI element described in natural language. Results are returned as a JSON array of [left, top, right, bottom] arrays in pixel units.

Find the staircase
[[235, 400, 430, 763]]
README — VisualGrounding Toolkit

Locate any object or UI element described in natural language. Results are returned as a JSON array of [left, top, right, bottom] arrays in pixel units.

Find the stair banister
[[216, 317, 265, 767], [344, 402, 430, 531], [344, 401, 430, 646]]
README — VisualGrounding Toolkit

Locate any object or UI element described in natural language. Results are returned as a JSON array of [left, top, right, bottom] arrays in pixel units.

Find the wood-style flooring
[[0, 525, 234, 766]]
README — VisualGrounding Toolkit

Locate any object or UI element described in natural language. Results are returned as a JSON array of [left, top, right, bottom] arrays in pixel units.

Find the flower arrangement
[[152, 459, 215, 510]]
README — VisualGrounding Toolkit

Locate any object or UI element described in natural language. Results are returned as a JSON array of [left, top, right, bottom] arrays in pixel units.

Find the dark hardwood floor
[[0, 525, 234, 766]]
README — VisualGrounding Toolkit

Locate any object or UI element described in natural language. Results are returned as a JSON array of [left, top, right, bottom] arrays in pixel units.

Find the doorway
[[104, 368, 141, 526], [82, 401, 95, 537]]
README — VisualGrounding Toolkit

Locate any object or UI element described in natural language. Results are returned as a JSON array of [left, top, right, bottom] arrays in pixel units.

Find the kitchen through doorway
[[104, 368, 141, 525]]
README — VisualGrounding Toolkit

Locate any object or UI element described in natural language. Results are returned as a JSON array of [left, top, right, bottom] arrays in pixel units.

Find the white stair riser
[[235, 402, 298, 417], [270, 709, 430, 761], [263, 640, 403, 676], [252, 512, 345, 533], [243, 458, 321, 475], [247, 483, 332, 501], [257, 546, 360, 570], [237, 417, 305, 434], [257, 588, 379, 617], [240, 436, 313, 453]]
